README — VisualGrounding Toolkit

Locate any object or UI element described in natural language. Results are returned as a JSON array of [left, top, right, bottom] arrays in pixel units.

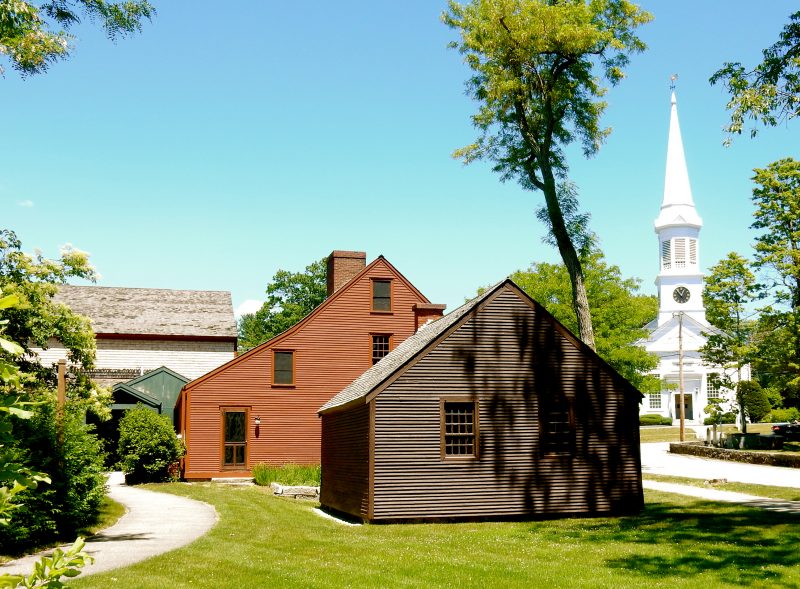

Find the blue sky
[[3, 1, 797, 317]]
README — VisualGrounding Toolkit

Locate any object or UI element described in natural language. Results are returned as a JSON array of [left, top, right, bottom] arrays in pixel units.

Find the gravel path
[[0, 472, 217, 579]]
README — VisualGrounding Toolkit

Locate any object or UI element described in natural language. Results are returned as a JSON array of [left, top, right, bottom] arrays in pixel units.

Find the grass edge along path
[[70, 483, 800, 589], [643, 473, 800, 502]]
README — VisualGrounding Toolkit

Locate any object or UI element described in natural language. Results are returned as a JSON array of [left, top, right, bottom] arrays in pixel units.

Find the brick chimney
[[327, 251, 367, 296], [413, 303, 446, 331]]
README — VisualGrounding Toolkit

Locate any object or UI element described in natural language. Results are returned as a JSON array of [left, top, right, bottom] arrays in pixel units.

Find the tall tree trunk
[[538, 165, 596, 350]]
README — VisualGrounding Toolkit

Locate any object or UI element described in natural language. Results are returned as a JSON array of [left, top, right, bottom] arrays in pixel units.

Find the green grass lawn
[[643, 473, 800, 502], [639, 427, 698, 443], [70, 483, 800, 589]]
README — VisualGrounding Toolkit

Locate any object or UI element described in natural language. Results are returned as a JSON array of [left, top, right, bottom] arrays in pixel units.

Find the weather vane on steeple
[[670, 74, 678, 92]]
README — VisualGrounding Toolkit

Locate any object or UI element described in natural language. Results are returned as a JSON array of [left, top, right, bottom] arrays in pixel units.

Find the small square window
[[649, 393, 662, 409], [372, 335, 391, 365], [442, 401, 478, 458], [273, 351, 294, 385], [372, 279, 391, 312]]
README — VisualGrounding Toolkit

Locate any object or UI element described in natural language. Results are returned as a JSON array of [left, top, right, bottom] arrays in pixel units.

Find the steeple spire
[[655, 90, 702, 230]]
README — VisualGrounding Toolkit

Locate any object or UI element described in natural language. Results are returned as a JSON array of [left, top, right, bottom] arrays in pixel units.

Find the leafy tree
[[0, 229, 108, 415], [443, 0, 651, 349], [710, 11, 800, 142], [0, 0, 155, 76], [700, 252, 759, 432], [750, 159, 800, 407], [506, 251, 658, 390], [238, 258, 327, 351]]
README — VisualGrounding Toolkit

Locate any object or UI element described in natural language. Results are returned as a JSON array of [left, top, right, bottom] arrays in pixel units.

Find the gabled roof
[[111, 382, 162, 407], [123, 366, 190, 389], [320, 279, 642, 414], [644, 313, 723, 343], [181, 255, 430, 393], [54, 285, 237, 339]]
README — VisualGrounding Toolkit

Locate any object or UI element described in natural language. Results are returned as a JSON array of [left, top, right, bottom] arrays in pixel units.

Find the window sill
[[370, 310, 394, 315], [442, 455, 479, 462], [271, 384, 296, 389]]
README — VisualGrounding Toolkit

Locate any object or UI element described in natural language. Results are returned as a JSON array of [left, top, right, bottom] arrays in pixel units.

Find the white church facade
[[640, 92, 748, 425]]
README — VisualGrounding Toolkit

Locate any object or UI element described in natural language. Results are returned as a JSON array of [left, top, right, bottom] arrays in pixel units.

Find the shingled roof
[[319, 281, 502, 413], [54, 285, 237, 339]]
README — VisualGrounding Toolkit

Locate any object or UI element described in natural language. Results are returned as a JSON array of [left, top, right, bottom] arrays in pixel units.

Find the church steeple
[[655, 91, 702, 230], [654, 89, 707, 326]]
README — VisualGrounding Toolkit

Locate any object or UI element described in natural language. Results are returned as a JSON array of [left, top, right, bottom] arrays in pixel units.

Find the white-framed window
[[707, 374, 721, 399], [649, 393, 662, 409]]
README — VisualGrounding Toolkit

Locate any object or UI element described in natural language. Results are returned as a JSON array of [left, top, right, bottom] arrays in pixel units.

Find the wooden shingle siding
[[182, 258, 433, 478], [370, 288, 642, 520], [320, 403, 370, 518]]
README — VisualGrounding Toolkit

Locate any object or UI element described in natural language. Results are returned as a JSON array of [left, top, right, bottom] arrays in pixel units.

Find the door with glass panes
[[222, 408, 248, 468]]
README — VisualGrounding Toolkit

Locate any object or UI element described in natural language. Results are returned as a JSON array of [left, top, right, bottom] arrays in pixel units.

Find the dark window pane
[[372, 335, 390, 365], [224, 446, 234, 465], [372, 280, 391, 311], [235, 445, 245, 465], [274, 351, 294, 384], [225, 411, 245, 443], [443, 402, 476, 457]]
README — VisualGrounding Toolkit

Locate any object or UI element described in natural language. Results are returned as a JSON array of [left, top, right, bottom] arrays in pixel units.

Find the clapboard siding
[[321, 280, 643, 521], [181, 258, 432, 478], [359, 286, 642, 520], [33, 337, 234, 381], [320, 403, 370, 518]]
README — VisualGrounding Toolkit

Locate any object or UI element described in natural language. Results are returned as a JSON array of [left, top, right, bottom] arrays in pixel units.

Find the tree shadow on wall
[[453, 296, 642, 516]]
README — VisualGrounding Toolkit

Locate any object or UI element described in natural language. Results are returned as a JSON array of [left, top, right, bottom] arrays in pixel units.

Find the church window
[[707, 374, 721, 399], [649, 393, 662, 409], [689, 239, 697, 266], [661, 241, 671, 270]]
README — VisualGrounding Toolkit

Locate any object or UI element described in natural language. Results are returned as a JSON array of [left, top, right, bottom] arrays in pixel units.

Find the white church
[[640, 91, 748, 425]]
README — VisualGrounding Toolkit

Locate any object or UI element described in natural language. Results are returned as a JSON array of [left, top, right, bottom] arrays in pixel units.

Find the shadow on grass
[[553, 499, 800, 586]]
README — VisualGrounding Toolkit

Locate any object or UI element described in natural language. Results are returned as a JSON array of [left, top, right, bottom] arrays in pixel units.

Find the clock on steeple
[[672, 286, 690, 304]]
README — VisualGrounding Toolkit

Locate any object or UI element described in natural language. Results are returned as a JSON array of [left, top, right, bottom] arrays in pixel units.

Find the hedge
[[669, 441, 800, 468]]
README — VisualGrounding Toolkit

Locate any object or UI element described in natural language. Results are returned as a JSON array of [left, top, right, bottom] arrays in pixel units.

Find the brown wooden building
[[176, 251, 444, 480], [318, 279, 643, 522]]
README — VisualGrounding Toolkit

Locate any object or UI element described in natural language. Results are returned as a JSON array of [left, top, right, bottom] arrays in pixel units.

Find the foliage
[[71, 483, 800, 589], [638, 414, 672, 426], [506, 251, 658, 390], [0, 536, 93, 589], [769, 407, 800, 423], [0, 402, 106, 553], [117, 405, 183, 484], [0, 0, 155, 76], [700, 252, 760, 432], [443, 0, 651, 348], [739, 380, 771, 423], [710, 11, 800, 142], [238, 258, 327, 351], [0, 230, 109, 418], [703, 397, 737, 426], [749, 160, 800, 408], [252, 463, 320, 487]]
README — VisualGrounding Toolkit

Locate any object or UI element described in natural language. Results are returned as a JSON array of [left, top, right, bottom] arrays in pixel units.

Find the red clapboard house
[[175, 251, 444, 480]]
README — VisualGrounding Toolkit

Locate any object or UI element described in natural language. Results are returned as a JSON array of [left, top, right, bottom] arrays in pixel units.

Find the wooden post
[[57, 359, 66, 444], [677, 313, 685, 442]]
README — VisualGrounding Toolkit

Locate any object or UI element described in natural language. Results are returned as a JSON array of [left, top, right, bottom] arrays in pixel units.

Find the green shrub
[[639, 414, 672, 426], [740, 380, 771, 423], [117, 405, 183, 484], [0, 402, 106, 553], [769, 407, 800, 423], [252, 463, 320, 487], [704, 412, 736, 425]]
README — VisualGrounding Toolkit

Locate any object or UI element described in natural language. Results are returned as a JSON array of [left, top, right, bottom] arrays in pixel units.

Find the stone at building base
[[270, 482, 319, 499]]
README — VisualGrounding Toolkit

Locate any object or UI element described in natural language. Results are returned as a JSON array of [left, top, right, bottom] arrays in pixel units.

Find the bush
[[639, 414, 672, 426], [704, 412, 736, 425], [252, 463, 320, 487], [769, 407, 800, 423], [740, 380, 771, 423], [117, 405, 183, 484], [0, 402, 106, 553]]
